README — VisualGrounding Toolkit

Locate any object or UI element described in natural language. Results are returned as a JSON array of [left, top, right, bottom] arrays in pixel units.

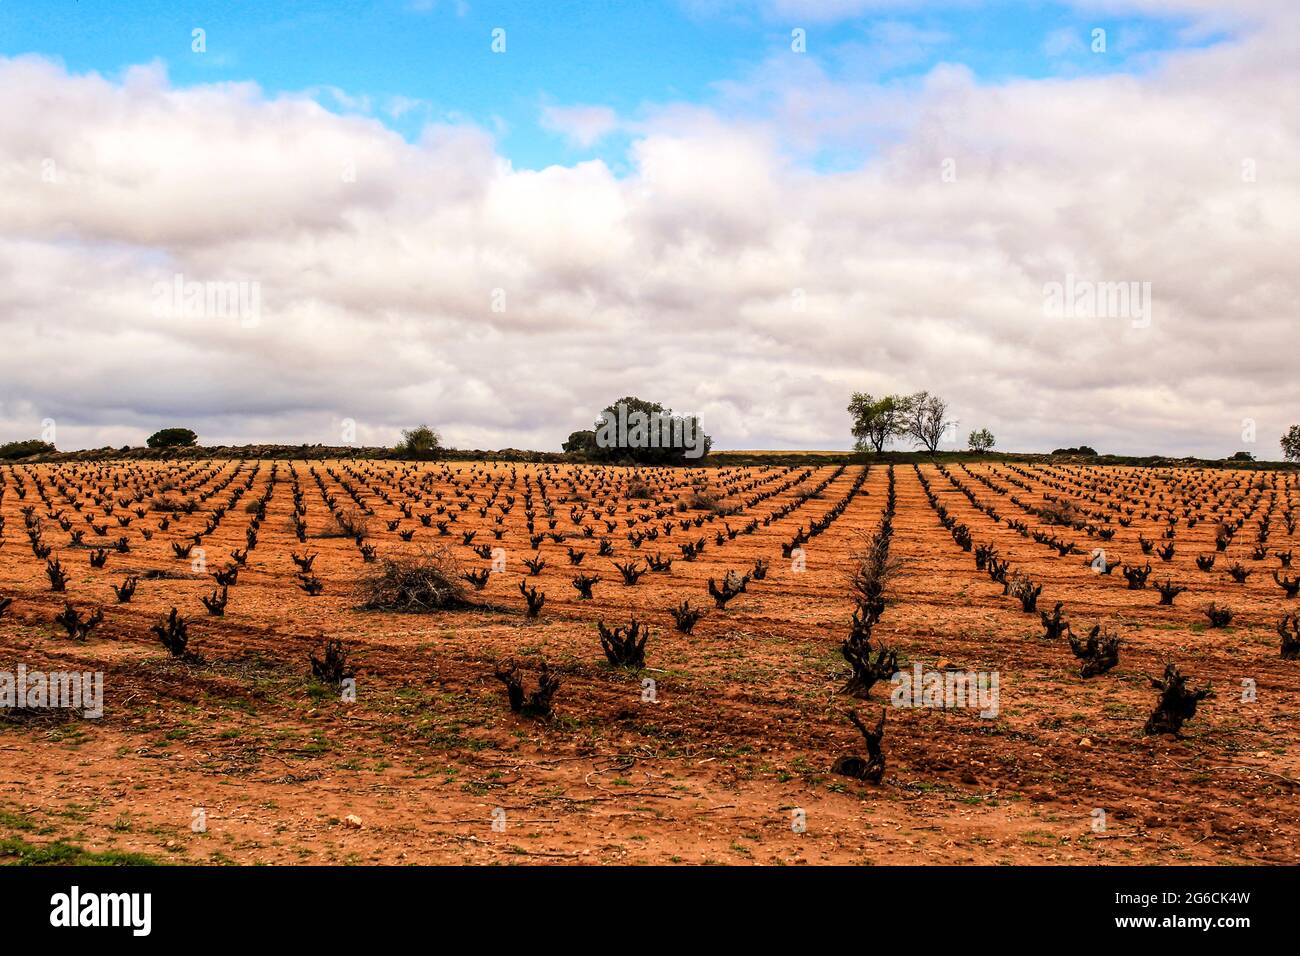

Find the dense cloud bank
[[1, 1, 1296, 456]]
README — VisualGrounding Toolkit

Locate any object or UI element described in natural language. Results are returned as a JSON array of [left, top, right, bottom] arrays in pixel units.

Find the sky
[[0, 0, 1295, 456]]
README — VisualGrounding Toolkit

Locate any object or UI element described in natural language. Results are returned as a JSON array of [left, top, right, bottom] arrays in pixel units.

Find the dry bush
[[313, 511, 364, 540], [495, 660, 560, 719], [359, 548, 472, 612], [625, 479, 654, 499], [1143, 664, 1213, 736], [831, 709, 886, 782], [310, 638, 357, 685], [333, 508, 371, 540], [669, 599, 704, 634], [1069, 624, 1120, 677], [596, 617, 650, 667], [845, 532, 903, 609], [1278, 613, 1300, 659], [685, 488, 721, 511], [707, 569, 749, 608], [1008, 572, 1043, 612], [152, 607, 202, 663], [1038, 498, 1083, 526]]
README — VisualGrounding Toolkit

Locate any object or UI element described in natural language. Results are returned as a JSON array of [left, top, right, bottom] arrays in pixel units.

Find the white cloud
[[406, 0, 470, 15], [683, 0, 947, 24], [688, 0, 1294, 30], [1043, 28, 1088, 58], [539, 104, 620, 148], [385, 95, 429, 120]]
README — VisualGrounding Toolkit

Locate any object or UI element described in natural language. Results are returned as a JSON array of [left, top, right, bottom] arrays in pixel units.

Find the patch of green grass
[[0, 810, 37, 832], [0, 836, 159, 866], [1020, 829, 1066, 848], [297, 732, 332, 755], [53, 804, 93, 822]]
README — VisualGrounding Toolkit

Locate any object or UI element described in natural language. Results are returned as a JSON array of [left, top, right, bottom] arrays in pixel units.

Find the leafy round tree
[[0, 439, 56, 460], [147, 428, 198, 448], [1281, 425, 1300, 462], [588, 396, 711, 464], [398, 425, 441, 454], [968, 428, 996, 453], [562, 429, 596, 454], [847, 393, 906, 453]]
